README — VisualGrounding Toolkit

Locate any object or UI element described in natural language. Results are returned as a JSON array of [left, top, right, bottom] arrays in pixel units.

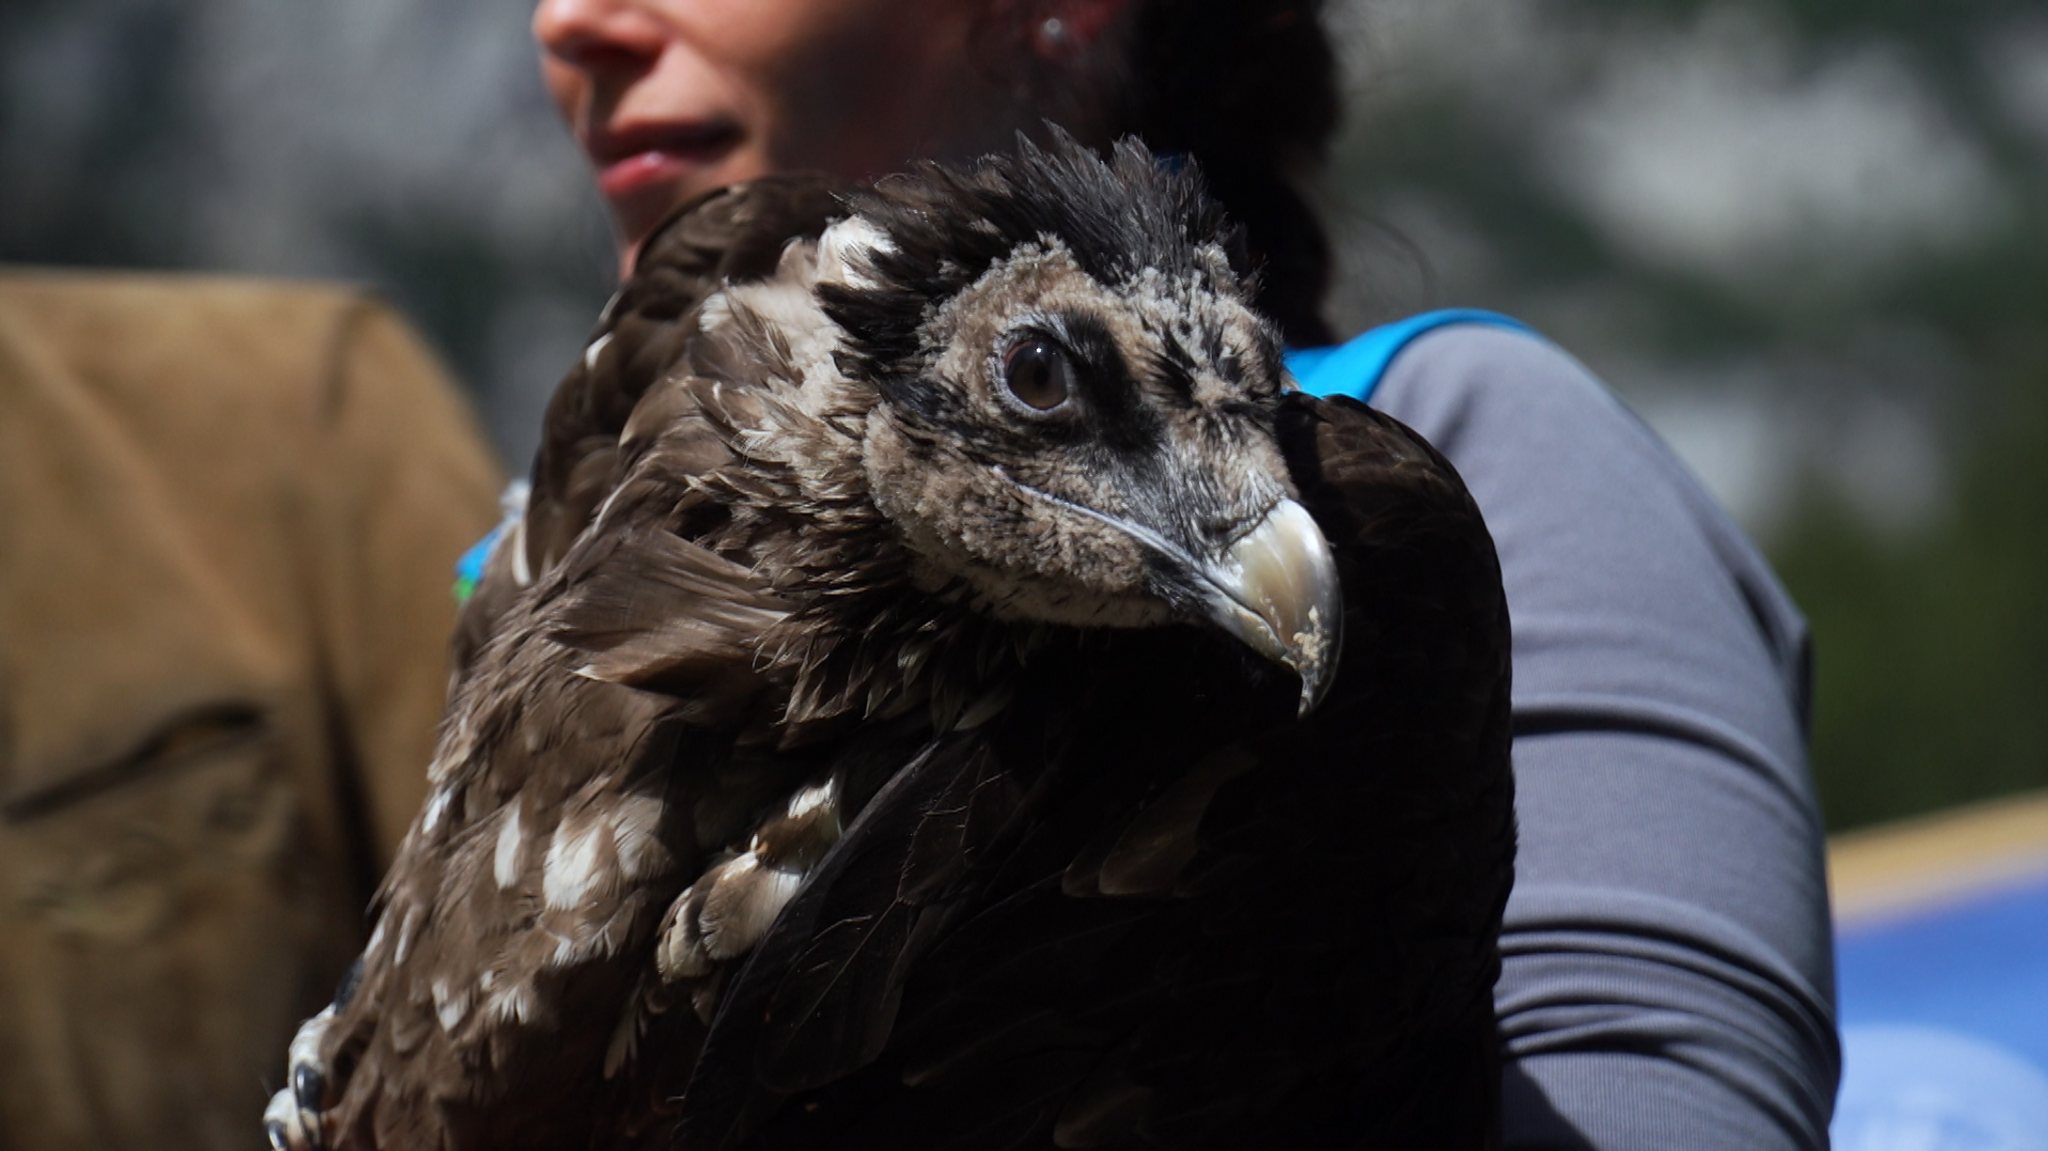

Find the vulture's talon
[[293, 1064, 324, 1114], [267, 1000, 337, 1149], [263, 1085, 320, 1151]]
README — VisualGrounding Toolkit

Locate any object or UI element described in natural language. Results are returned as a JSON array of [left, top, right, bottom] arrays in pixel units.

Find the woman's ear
[[1029, 0, 1128, 58]]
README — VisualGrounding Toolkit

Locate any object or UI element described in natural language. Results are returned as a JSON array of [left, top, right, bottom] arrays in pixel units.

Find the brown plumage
[[267, 135, 1514, 1151]]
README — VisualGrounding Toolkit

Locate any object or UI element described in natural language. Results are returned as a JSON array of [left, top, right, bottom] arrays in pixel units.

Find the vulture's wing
[[671, 392, 1515, 1151], [304, 177, 871, 1151], [317, 520, 790, 1149]]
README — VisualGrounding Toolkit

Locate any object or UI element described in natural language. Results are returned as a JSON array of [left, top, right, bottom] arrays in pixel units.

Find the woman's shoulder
[[1328, 324, 1836, 1151], [1301, 316, 1760, 568], [1295, 316, 1659, 474], [1302, 314, 1812, 731]]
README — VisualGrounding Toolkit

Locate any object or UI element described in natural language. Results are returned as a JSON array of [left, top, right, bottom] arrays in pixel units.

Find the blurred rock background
[[4, 0, 2043, 833]]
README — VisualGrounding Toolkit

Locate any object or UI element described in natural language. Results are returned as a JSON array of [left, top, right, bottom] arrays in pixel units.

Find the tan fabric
[[0, 270, 503, 1151]]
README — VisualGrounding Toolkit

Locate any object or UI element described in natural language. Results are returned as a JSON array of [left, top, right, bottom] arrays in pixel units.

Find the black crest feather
[[822, 131, 1252, 388]]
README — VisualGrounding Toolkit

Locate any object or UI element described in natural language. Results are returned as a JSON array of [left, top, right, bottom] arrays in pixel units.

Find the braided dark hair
[[1115, 0, 1339, 347]]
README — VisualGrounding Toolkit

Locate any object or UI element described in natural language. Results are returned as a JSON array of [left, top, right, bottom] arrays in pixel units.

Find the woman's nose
[[532, 0, 667, 76]]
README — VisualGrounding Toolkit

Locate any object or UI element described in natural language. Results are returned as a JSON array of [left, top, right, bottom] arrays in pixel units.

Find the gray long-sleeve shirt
[[1329, 324, 1840, 1149]]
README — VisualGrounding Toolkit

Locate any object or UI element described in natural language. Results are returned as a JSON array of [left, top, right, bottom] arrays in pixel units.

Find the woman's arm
[[1371, 326, 1840, 1150], [304, 296, 504, 870]]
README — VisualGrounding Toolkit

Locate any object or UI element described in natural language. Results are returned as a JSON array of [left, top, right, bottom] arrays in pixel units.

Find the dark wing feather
[[675, 736, 1036, 1148], [549, 525, 788, 706]]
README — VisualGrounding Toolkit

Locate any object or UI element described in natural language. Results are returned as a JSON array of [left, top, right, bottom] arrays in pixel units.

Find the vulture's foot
[[263, 1005, 332, 1150], [264, 958, 358, 1151]]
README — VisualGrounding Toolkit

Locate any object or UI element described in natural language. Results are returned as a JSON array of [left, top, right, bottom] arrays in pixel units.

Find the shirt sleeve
[[1367, 326, 1840, 1150], [307, 297, 504, 873]]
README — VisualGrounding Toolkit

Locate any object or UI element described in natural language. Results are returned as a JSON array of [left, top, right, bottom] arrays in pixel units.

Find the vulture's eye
[[1002, 340, 1074, 411]]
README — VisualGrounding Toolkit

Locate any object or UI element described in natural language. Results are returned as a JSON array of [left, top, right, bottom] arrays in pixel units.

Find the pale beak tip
[[1203, 499, 1344, 718], [1290, 603, 1339, 717]]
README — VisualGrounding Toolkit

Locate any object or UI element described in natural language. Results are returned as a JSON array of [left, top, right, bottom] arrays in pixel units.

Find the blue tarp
[[1833, 874, 2048, 1151]]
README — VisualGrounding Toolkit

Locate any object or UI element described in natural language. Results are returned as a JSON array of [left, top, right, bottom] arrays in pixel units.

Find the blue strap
[[451, 523, 503, 603], [1285, 309, 1535, 405], [452, 480, 532, 604]]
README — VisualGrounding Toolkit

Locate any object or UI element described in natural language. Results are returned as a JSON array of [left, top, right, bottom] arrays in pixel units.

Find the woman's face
[[534, 0, 1031, 270]]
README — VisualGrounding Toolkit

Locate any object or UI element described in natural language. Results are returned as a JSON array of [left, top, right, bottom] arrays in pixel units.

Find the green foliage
[[1333, 0, 2048, 831], [1774, 349, 2048, 830], [1773, 167, 2048, 831]]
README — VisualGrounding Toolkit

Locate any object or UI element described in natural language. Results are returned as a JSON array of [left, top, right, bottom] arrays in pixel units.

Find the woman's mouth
[[590, 121, 743, 212]]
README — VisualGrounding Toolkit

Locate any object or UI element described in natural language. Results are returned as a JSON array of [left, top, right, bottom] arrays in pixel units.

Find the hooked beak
[[994, 473, 1344, 715], [1192, 499, 1343, 716]]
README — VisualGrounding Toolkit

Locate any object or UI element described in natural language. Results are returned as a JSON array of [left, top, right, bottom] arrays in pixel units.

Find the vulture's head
[[699, 136, 1341, 713]]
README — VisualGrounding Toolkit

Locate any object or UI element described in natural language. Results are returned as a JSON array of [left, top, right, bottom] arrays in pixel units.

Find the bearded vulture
[[265, 134, 1514, 1151]]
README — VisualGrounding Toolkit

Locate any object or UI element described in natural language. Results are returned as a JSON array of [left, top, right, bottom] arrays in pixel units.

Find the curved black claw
[[263, 1000, 338, 1150], [294, 1063, 326, 1117], [263, 1084, 318, 1151]]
